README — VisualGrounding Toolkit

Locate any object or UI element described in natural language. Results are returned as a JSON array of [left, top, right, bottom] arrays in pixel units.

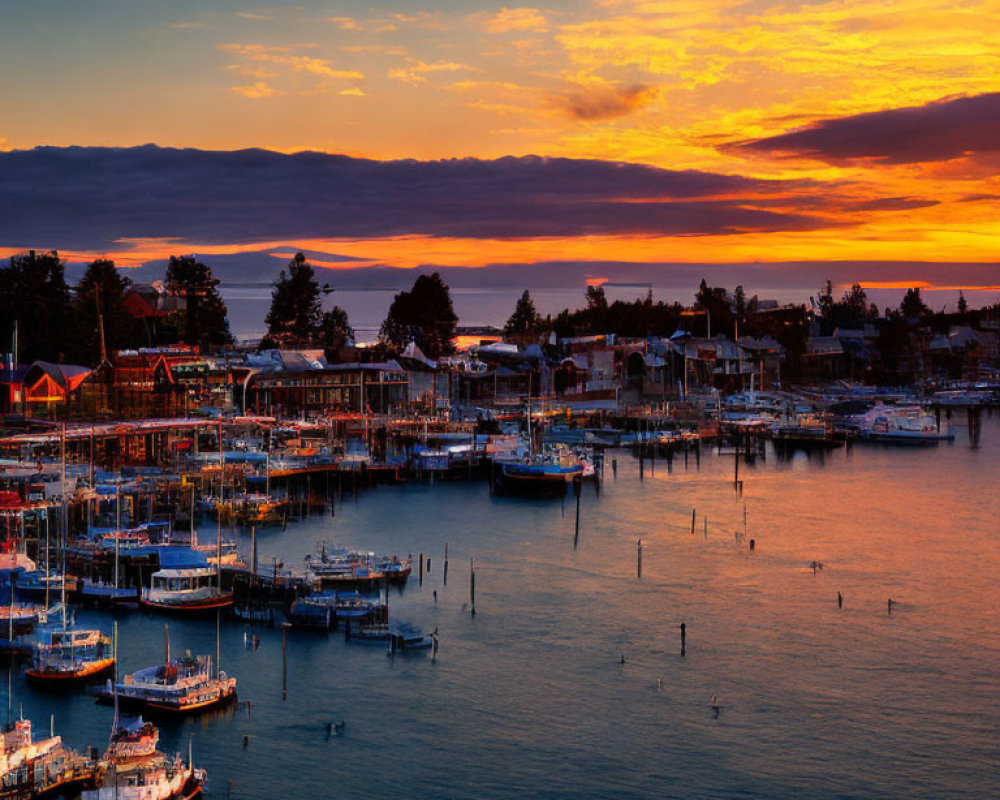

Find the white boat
[[98, 653, 237, 716], [82, 716, 205, 800], [852, 404, 953, 444], [140, 549, 233, 613]]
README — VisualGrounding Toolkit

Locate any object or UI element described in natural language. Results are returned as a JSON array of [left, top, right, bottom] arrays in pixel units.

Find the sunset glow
[[1, 0, 998, 281]]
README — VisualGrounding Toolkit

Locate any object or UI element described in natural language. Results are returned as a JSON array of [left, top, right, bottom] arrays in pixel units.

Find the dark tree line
[[0, 251, 232, 366]]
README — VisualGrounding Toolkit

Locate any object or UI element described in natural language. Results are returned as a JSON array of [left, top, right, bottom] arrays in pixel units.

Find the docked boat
[[25, 624, 115, 685], [79, 578, 140, 606], [140, 549, 233, 613], [82, 716, 205, 800], [306, 545, 411, 590], [0, 603, 44, 636], [287, 591, 383, 630], [97, 653, 237, 716], [492, 457, 584, 498], [347, 621, 434, 651], [850, 404, 954, 444], [0, 717, 95, 798]]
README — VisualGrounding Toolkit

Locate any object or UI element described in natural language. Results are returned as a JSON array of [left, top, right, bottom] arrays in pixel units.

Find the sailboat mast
[[114, 483, 120, 592], [217, 420, 223, 590], [60, 423, 67, 629]]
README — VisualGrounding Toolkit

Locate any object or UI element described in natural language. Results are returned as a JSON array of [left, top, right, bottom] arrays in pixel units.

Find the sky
[[1, 0, 999, 297]]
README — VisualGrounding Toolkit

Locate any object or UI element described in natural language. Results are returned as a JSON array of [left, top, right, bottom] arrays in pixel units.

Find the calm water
[[8, 415, 999, 799]]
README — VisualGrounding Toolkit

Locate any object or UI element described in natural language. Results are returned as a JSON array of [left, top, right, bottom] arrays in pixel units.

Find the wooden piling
[[636, 538, 642, 579], [470, 557, 475, 616], [418, 553, 423, 586], [691, 508, 696, 535], [443, 543, 449, 587], [680, 622, 686, 657], [574, 486, 581, 549], [281, 622, 290, 700]]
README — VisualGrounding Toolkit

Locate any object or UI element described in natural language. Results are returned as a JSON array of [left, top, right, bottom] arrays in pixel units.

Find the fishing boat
[[96, 654, 237, 716], [0, 717, 95, 798], [82, 716, 205, 800], [25, 625, 115, 685], [140, 549, 233, 613]]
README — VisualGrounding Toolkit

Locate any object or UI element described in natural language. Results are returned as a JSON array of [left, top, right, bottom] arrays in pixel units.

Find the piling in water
[[680, 622, 686, 657], [281, 622, 290, 700], [637, 538, 642, 579]]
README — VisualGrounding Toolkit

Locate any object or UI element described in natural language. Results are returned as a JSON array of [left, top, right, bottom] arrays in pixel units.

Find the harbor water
[[7, 415, 999, 799]]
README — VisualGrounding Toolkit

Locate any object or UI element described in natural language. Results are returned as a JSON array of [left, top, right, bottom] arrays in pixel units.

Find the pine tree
[[379, 273, 458, 358], [164, 256, 232, 350], [0, 250, 72, 363], [264, 253, 326, 348], [505, 289, 542, 336], [71, 259, 141, 365]]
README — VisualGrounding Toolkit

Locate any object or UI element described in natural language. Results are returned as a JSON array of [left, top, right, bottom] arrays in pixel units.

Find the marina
[[0, 406, 994, 798]]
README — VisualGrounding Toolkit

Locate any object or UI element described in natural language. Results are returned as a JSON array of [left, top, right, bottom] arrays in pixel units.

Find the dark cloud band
[[723, 92, 1000, 166], [0, 145, 839, 251]]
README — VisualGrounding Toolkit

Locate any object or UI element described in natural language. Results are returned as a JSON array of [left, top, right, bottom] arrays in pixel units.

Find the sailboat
[[26, 434, 116, 686]]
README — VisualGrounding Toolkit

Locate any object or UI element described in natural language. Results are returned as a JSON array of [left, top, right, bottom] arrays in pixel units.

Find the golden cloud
[[231, 81, 283, 99], [481, 7, 549, 34]]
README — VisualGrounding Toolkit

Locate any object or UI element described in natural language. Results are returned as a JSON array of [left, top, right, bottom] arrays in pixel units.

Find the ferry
[[83, 716, 205, 800], [97, 654, 237, 716], [25, 625, 115, 685]]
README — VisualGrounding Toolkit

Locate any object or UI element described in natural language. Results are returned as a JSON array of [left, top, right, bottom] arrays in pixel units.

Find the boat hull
[[96, 687, 238, 717], [25, 657, 115, 686], [140, 593, 234, 614]]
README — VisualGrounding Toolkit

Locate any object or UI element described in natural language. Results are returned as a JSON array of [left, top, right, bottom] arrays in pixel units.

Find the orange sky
[[1, 0, 999, 270]]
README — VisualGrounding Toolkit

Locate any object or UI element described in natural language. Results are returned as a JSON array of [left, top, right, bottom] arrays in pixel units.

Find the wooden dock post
[[680, 622, 686, 657], [691, 508, 696, 535], [281, 622, 291, 700], [611, 458, 617, 479], [418, 553, 423, 586], [443, 543, 449, 587], [636, 538, 642, 579], [470, 557, 475, 616], [574, 482, 581, 549]]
